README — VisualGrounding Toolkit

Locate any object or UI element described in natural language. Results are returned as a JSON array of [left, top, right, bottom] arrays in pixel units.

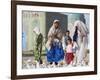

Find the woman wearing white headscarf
[[73, 20, 89, 66], [33, 27, 43, 64], [46, 20, 64, 66]]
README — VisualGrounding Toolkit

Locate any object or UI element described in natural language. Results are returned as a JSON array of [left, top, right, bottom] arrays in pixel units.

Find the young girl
[[65, 38, 74, 65]]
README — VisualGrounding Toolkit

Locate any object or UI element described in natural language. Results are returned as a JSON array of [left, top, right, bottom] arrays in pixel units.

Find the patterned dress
[[46, 25, 64, 63], [47, 39, 64, 62]]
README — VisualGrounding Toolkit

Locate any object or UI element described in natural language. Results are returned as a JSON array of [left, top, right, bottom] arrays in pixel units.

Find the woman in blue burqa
[[46, 20, 64, 66]]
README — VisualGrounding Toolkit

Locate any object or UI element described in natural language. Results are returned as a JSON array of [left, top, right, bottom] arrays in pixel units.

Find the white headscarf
[[74, 20, 89, 36], [33, 27, 40, 35], [73, 20, 89, 65]]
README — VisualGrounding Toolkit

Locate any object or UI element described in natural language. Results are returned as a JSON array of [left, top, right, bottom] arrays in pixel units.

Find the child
[[62, 30, 72, 51], [65, 38, 74, 65]]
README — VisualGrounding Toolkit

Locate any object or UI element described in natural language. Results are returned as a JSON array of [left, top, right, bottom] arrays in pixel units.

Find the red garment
[[65, 53, 74, 64]]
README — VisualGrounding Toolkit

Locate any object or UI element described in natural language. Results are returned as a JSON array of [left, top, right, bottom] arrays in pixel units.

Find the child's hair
[[66, 30, 70, 33], [67, 38, 72, 43]]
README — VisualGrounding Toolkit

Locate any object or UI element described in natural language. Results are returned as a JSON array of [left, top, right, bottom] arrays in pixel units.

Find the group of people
[[46, 19, 89, 67]]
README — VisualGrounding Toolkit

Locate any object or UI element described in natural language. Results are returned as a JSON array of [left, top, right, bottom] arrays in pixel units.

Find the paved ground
[[22, 53, 89, 69]]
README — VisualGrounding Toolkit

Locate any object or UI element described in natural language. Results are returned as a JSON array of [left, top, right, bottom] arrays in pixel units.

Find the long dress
[[47, 39, 64, 62], [46, 25, 64, 63], [73, 20, 89, 65], [34, 33, 43, 64]]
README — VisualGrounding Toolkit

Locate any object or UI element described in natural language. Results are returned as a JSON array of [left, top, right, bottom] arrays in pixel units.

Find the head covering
[[53, 19, 60, 23], [33, 27, 40, 35], [73, 20, 89, 36]]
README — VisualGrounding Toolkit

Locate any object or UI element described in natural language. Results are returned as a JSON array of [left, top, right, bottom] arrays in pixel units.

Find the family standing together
[[46, 19, 89, 66]]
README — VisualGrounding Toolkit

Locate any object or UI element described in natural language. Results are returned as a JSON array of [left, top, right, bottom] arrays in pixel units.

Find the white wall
[[0, 0, 100, 80]]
